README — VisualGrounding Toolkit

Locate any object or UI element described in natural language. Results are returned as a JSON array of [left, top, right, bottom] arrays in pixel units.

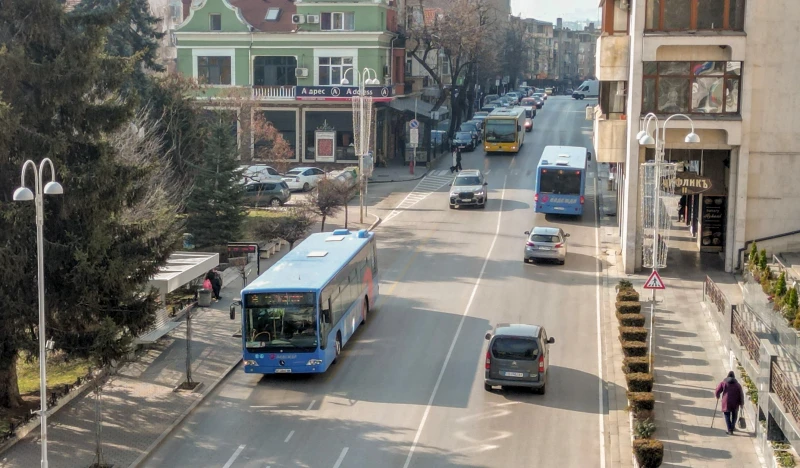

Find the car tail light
[[554, 243, 563, 248], [534, 193, 539, 202], [579, 195, 585, 204], [526, 241, 535, 247], [485, 351, 491, 370], [538, 354, 545, 372]]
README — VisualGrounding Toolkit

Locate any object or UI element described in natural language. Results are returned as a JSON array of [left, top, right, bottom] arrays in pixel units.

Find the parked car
[[473, 111, 489, 119], [482, 94, 500, 106], [524, 226, 569, 265], [565, 88, 574, 96], [240, 164, 282, 184], [466, 119, 483, 131], [544, 87, 554, 96], [243, 181, 291, 207], [481, 105, 497, 113], [484, 323, 555, 394], [505, 92, 521, 105], [532, 93, 546, 106], [452, 131, 476, 152], [282, 167, 326, 192], [459, 122, 481, 143], [449, 169, 488, 209]]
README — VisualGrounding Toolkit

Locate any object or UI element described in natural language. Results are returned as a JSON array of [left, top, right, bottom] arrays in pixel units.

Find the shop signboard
[[701, 196, 726, 252], [296, 86, 393, 102], [662, 172, 714, 195], [315, 131, 336, 162]]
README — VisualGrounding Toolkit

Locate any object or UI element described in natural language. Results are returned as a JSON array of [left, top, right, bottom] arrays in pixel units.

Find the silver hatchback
[[524, 226, 569, 265]]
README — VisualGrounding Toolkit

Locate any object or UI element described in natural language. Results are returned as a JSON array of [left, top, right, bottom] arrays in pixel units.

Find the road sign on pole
[[644, 270, 666, 290], [409, 128, 419, 147], [409, 119, 419, 129]]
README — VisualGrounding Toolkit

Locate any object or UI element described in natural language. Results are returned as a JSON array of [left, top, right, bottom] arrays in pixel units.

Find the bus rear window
[[539, 170, 582, 195]]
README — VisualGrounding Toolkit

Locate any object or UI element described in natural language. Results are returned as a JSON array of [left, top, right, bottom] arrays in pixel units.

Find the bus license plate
[[275, 369, 292, 373], [554, 207, 565, 210]]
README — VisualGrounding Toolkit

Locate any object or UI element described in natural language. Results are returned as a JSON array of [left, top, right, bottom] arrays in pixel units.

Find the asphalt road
[[144, 96, 605, 468]]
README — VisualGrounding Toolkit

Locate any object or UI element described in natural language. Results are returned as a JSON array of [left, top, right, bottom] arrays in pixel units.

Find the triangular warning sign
[[643, 270, 666, 290]]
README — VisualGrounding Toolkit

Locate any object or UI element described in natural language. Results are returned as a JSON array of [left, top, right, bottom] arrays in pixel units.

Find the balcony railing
[[646, 0, 745, 32], [252, 86, 296, 100]]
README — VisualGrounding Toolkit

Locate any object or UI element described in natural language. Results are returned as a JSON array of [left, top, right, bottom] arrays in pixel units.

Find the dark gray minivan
[[484, 324, 555, 394]]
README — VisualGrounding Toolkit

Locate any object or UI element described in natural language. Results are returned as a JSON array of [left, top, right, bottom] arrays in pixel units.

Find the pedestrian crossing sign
[[644, 270, 666, 290]]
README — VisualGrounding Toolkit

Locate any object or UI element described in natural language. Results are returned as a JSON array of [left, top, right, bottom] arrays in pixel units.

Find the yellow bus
[[483, 107, 525, 153]]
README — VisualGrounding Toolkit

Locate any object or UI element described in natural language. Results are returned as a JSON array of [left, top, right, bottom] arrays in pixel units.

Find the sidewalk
[[596, 164, 765, 467], [369, 162, 427, 183], [0, 204, 381, 468]]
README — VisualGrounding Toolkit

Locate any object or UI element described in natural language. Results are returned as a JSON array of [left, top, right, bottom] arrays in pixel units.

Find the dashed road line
[[284, 430, 295, 443], [382, 170, 453, 224], [222, 444, 246, 468], [332, 447, 349, 468], [306, 399, 316, 410]]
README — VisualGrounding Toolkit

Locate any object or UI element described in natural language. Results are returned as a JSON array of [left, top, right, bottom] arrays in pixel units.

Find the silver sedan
[[524, 227, 569, 265]]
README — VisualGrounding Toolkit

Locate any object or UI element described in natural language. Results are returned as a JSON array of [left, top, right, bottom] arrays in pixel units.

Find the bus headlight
[[306, 359, 323, 366], [244, 360, 258, 366]]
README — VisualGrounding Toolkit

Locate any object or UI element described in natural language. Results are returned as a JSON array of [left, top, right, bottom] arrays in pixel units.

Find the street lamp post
[[12, 158, 64, 468], [637, 113, 699, 356], [342, 67, 380, 224]]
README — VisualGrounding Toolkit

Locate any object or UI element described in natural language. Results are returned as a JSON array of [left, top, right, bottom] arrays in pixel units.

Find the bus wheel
[[362, 298, 369, 324], [334, 333, 342, 361]]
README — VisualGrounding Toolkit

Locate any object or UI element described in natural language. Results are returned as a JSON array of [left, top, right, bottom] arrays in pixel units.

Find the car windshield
[[454, 176, 482, 186], [484, 120, 517, 143], [539, 169, 582, 195], [492, 337, 539, 360], [530, 234, 560, 243], [455, 132, 472, 139], [244, 292, 318, 352], [474, 112, 488, 117], [525, 110, 533, 118], [285, 169, 302, 176], [460, 124, 476, 131]]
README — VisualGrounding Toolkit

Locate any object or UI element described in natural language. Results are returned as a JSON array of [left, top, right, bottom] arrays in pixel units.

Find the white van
[[572, 80, 599, 100]]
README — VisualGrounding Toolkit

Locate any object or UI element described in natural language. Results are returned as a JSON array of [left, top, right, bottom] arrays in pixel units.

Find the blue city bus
[[239, 229, 378, 374], [534, 146, 591, 216]]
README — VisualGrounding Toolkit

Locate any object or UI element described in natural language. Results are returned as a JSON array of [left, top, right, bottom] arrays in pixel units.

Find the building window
[[318, 57, 353, 86], [265, 8, 281, 21], [254, 56, 297, 86], [320, 12, 355, 31], [197, 56, 231, 85], [209, 13, 221, 31], [405, 53, 413, 74], [646, 0, 745, 31], [642, 61, 741, 114]]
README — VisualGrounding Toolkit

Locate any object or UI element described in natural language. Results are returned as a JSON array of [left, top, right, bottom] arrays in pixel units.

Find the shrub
[[617, 313, 646, 327], [626, 372, 654, 392], [787, 288, 799, 313], [759, 249, 768, 271], [623, 356, 650, 374], [634, 418, 657, 439], [617, 301, 642, 314], [762, 273, 773, 295], [617, 279, 634, 291], [775, 272, 788, 297], [628, 392, 655, 411], [622, 341, 648, 357], [617, 289, 640, 302], [620, 326, 648, 342], [749, 242, 759, 265], [633, 439, 664, 468]]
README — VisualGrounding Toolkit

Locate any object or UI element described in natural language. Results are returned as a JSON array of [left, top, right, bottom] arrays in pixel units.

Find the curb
[[368, 171, 428, 184], [368, 214, 382, 231], [128, 357, 242, 468]]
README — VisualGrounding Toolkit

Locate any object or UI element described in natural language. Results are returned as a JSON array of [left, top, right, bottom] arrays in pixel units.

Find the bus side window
[[320, 298, 331, 349]]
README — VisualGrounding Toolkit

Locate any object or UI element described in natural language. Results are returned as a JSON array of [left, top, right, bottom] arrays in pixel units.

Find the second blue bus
[[238, 228, 378, 374], [534, 145, 591, 216]]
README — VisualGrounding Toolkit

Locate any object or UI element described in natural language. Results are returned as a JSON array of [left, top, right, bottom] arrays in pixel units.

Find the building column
[[621, 0, 646, 274]]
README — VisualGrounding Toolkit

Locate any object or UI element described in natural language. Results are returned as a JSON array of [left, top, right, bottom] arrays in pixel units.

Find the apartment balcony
[[596, 34, 630, 82], [593, 107, 628, 164], [252, 86, 296, 100]]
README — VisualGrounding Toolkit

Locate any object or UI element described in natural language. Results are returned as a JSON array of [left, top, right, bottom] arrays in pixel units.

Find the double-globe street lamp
[[637, 113, 699, 356], [342, 67, 380, 224], [12, 158, 64, 468]]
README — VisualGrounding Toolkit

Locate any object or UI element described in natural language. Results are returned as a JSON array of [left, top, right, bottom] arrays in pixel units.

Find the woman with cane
[[713, 371, 745, 434]]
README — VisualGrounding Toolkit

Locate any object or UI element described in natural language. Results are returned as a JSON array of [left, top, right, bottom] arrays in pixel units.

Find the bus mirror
[[229, 304, 236, 320], [483, 182, 488, 186], [322, 310, 331, 324], [587, 152, 592, 161]]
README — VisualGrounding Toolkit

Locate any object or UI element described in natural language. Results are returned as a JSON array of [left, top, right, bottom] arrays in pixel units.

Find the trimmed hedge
[[617, 301, 642, 314], [617, 313, 646, 327], [623, 356, 650, 374], [622, 340, 648, 357], [620, 326, 648, 342], [626, 372, 654, 392], [633, 438, 664, 468], [617, 289, 640, 302], [628, 392, 656, 411]]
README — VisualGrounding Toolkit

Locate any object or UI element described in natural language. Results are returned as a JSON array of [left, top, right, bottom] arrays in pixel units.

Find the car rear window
[[286, 169, 302, 175], [492, 337, 539, 360], [280, 181, 288, 189], [530, 234, 560, 243]]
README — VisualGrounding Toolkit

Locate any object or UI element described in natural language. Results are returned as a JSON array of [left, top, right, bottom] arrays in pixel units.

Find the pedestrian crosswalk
[[382, 170, 454, 224]]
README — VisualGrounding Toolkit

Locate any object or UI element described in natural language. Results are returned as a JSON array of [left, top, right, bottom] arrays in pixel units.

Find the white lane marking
[[284, 430, 295, 443], [306, 399, 316, 410], [383, 174, 453, 224], [402, 176, 508, 468], [222, 444, 246, 468], [332, 447, 349, 468], [593, 174, 607, 468]]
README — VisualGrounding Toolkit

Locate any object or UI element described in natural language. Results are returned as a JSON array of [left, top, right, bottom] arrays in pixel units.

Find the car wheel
[[270, 198, 282, 207], [449, 204, 456, 209], [484, 383, 493, 392], [559, 259, 566, 265], [536, 384, 546, 395], [302, 182, 310, 192], [361, 297, 368, 324], [479, 202, 486, 209], [334, 333, 342, 362]]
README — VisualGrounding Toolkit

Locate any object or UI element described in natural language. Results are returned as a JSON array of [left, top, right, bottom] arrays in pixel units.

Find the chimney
[[556, 18, 562, 29]]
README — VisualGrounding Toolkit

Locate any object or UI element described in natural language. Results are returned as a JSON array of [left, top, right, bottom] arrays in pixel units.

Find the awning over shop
[[386, 98, 449, 122]]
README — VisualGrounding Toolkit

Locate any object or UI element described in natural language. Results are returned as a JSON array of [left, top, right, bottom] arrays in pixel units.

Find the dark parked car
[[452, 131, 475, 151], [482, 94, 500, 106], [459, 122, 481, 143], [484, 323, 555, 394], [243, 181, 291, 207]]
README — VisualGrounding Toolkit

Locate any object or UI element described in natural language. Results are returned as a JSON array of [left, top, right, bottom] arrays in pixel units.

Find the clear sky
[[511, 0, 599, 23]]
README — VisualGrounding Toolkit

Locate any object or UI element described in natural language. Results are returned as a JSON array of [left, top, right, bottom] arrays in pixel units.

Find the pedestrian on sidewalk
[[715, 370, 745, 435], [450, 145, 459, 173], [455, 146, 463, 172], [206, 269, 222, 301]]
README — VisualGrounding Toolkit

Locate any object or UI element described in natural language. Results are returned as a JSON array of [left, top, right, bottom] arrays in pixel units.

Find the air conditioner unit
[[307, 14, 320, 24], [295, 68, 309, 78], [291, 14, 306, 24]]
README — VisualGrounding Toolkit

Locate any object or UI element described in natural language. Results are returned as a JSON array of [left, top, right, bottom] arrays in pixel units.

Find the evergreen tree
[[749, 242, 759, 265], [775, 271, 788, 297], [185, 111, 246, 248], [0, 0, 180, 408]]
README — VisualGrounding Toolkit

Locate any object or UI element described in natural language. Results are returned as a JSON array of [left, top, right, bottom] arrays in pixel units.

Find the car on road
[[459, 121, 482, 144], [482, 94, 500, 106], [243, 181, 291, 207], [452, 132, 476, 151], [532, 93, 546, 106], [523, 226, 570, 265], [484, 323, 555, 394], [449, 169, 488, 209], [521, 97, 542, 110], [481, 105, 498, 113], [544, 87, 554, 96], [565, 88, 574, 96], [241, 164, 282, 184], [282, 166, 326, 192], [505, 92, 521, 105], [465, 119, 483, 132]]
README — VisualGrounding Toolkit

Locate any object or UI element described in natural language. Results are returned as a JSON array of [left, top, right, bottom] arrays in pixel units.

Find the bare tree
[[330, 177, 359, 229], [252, 207, 316, 250], [306, 179, 345, 232]]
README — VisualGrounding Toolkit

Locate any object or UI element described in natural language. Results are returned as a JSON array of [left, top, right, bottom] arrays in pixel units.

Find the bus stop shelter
[[148, 252, 220, 305]]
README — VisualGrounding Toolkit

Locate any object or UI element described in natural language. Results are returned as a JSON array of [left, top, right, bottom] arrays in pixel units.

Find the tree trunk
[[344, 197, 349, 229], [0, 353, 22, 408], [320, 216, 326, 232]]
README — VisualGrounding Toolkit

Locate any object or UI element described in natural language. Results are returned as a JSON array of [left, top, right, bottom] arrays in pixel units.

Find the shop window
[[642, 61, 741, 114], [646, 0, 745, 31], [197, 56, 231, 85], [321, 12, 355, 31], [254, 56, 297, 86], [318, 57, 353, 86]]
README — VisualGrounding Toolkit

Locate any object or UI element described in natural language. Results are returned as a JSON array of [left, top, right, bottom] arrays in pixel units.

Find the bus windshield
[[484, 120, 517, 143], [539, 170, 582, 195], [245, 292, 318, 352]]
